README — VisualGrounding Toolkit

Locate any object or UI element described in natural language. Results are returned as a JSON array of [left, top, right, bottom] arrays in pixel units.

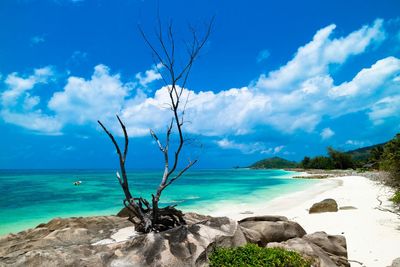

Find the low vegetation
[[251, 133, 400, 206], [250, 157, 298, 169], [345, 143, 386, 164], [300, 147, 353, 170], [390, 191, 400, 205], [300, 134, 399, 173], [378, 134, 400, 188], [209, 244, 311, 267]]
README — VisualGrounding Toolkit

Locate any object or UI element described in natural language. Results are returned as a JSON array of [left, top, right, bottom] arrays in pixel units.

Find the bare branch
[[156, 15, 173, 67], [181, 90, 191, 124], [116, 171, 123, 185], [138, 25, 170, 72], [174, 17, 214, 83], [168, 20, 175, 67], [166, 159, 198, 187], [98, 120, 123, 159], [163, 119, 173, 153], [98, 15, 212, 233], [98, 119, 133, 200], [150, 129, 165, 152], [116, 115, 128, 162]]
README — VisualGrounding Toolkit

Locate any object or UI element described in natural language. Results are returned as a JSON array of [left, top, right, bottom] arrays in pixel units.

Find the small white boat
[[73, 181, 82, 186]]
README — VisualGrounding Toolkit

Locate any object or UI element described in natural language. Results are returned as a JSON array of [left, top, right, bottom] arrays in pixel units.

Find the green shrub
[[327, 147, 354, 169], [390, 191, 400, 205], [380, 134, 400, 187], [209, 243, 311, 267]]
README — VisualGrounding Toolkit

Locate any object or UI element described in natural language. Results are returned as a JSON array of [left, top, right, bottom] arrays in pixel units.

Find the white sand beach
[[210, 175, 400, 267]]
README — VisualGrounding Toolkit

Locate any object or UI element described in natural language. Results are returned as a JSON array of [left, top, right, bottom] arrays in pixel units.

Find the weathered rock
[[303, 231, 347, 258], [0, 216, 132, 267], [239, 211, 254, 215], [117, 208, 212, 224], [239, 215, 288, 222], [239, 216, 306, 246], [115, 216, 246, 267], [390, 257, 400, 267], [267, 237, 349, 267], [239, 226, 263, 244], [339, 206, 357, 210], [0, 213, 349, 267], [183, 212, 213, 225], [116, 206, 131, 217], [309, 198, 338, 213], [0, 214, 245, 267]]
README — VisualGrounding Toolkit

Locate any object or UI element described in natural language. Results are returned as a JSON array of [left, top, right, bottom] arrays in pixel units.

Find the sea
[[0, 169, 317, 236]]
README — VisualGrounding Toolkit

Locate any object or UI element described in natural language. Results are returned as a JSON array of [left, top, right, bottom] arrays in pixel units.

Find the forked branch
[[141, 17, 213, 204], [98, 117, 134, 206], [98, 15, 212, 233]]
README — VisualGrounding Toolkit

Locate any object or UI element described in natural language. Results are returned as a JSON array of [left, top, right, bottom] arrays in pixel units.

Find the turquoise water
[[0, 169, 316, 235]]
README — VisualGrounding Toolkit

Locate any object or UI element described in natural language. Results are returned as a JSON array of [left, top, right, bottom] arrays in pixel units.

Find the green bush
[[390, 191, 400, 205], [307, 156, 334, 169], [209, 243, 311, 267], [380, 134, 400, 187], [327, 147, 354, 169]]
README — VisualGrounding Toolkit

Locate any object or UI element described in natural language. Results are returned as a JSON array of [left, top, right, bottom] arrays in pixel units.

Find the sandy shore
[[5, 173, 397, 266], [209, 175, 400, 267]]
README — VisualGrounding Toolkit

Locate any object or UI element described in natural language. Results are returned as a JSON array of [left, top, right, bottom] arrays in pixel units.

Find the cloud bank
[[1, 19, 399, 153]]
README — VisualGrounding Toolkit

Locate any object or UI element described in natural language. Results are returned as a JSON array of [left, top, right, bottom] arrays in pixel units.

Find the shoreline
[[2, 170, 399, 266], [0, 169, 310, 237], [206, 175, 340, 219], [209, 174, 400, 267]]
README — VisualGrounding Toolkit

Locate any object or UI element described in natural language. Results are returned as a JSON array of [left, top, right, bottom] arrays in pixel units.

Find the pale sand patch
[[208, 176, 400, 267], [92, 226, 136, 245]]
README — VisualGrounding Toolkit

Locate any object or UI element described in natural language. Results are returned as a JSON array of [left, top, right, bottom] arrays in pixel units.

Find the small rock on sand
[[309, 198, 338, 214]]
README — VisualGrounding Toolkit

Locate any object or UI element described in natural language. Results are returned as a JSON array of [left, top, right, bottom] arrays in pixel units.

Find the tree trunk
[[98, 17, 212, 233]]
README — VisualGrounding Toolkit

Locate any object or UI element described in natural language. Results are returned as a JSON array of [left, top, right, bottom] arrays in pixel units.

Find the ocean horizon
[[0, 168, 317, 236]]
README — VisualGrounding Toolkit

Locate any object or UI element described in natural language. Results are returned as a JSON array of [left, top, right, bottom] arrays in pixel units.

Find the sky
[[0, 0, 400, 169]]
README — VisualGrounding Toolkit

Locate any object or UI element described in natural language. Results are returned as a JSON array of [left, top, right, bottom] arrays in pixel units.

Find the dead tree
[[98, 18, 213, 233]]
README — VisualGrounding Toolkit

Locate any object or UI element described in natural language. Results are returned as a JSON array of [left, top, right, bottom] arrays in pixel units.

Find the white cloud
[[329, 56, 400, 98], [255, 19, 385, 91], [2, 18, 399, 139], [86, 54, 399, 137], [216, 138, 252, 152], [62, 145, 76, 151], [368, 95, 400, 125], [216, 138, 284, 155], [328, 57, 400, 119], [0, 67, 61, 134], [257, 49, 270, 63], [69, 50, 88, 64], [345, 140, 367, 147], [320, 128, 335, 140], [31, 35, 45, 45], [0, 109, 62, 135], [48, 64, 131, 125], [135, 63, 162, 87], [273, 145, 284, 153], [120, 85, 272, 136], [1, 66, 53, 106]]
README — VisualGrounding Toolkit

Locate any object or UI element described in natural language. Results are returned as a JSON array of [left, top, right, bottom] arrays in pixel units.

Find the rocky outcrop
[[0, 214, 245, 267], [118, 216, 247, 267], [0, 216, 133, 267], [267, 237, 350, 267], [239, 215, 306, 246], [390, 257, 400, 267], [238, 216, 348, 267], [309, 198, 338, 213], [0, 214, 349, 267], [303, 231, 347, 258]]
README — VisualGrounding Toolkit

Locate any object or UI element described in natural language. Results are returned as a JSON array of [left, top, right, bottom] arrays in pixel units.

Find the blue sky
[[0, 0, 400, 169]]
